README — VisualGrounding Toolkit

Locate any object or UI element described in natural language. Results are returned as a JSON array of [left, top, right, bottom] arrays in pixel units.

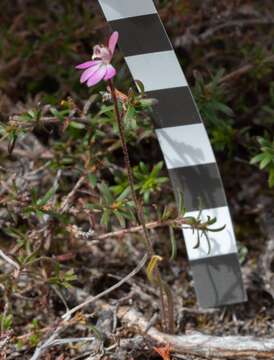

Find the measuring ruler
[[97, 0, 247, 308]]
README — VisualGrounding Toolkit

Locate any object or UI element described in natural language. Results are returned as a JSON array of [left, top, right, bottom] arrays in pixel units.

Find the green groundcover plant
[[71, 31, 225, 333]]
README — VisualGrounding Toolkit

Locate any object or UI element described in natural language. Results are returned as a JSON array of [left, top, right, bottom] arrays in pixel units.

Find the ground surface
[[0, 0, 273, 359]]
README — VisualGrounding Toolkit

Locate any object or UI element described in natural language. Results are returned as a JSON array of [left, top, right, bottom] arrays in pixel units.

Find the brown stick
[[208, 54, 274, 88], [60, 175, 85, 214], [61, 253, 148, 321], [93, 217, 187, 240], [115, 305, 274, 359]]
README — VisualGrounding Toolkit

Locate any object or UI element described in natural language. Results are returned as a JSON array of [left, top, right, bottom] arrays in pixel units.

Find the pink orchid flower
[[75, 32, 119, 87]]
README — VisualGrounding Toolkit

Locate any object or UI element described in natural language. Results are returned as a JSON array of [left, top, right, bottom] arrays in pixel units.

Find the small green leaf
[[88, 173, 97, 188], [259, 155, 272, 169], [135, 80, 145, 95], [116, 186, 130, 201], [139, 98, 158, 107], [250, 153, 265, 164], [98, 105, 114, 116], [69, 121, 85, 130], [177, 192, 186, 216], [101, 209, 111, 227], [98, 182, 113, 204], [268, 168, 274, 187], [169, 226, 177, 261], [124, 105, 136, 123], [37, 180, 59, 207]]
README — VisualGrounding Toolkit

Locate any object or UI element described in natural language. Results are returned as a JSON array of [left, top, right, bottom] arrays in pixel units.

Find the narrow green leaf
[[169, 226, 177, 261], [37, 181, 59, 207], [88, 173, 97, 188], [69, 121, 85, 130], [135, 80, 145, 96], [259, 155, 272, 169]]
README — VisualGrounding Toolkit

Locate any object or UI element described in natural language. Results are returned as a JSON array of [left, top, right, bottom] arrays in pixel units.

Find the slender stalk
[[108, 80, 174, 333], [108, 80, 153, 255]]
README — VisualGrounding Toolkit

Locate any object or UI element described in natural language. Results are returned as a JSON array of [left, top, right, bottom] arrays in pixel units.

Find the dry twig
[[112, 305, 274, 359], [62, 252, 148, 320], [60, 175, 86, 214], [91, 217, 189, 241], [0, 250, 20, 271]]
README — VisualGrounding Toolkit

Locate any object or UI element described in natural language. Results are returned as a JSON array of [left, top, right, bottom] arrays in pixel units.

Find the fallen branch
[[114, 306, 274, 359], [91, 217, 188, 241], [215, 54, 274, 86]]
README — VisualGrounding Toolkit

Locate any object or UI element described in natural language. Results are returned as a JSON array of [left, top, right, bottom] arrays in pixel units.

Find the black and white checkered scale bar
[[98, 0, 247, 308]]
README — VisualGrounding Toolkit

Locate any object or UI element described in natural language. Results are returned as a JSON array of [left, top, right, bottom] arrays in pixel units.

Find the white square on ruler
[[156, 124, 216, 169], [98, 0, 157, 21], [125, 51, 188, 91], [183, 206, 238, 261]]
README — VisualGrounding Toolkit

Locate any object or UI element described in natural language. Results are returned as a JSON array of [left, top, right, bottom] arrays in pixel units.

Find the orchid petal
[[108, 31, 119, 55], [87, 65, 107, 87], [104, 64, 116, 80], [75, 60, 100, 69], [80, 63, 102, 83]]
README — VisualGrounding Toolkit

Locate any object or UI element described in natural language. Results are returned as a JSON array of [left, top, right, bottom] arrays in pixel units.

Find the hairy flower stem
[[108, 80, 152, 255], [108, 80, 174, 333]]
